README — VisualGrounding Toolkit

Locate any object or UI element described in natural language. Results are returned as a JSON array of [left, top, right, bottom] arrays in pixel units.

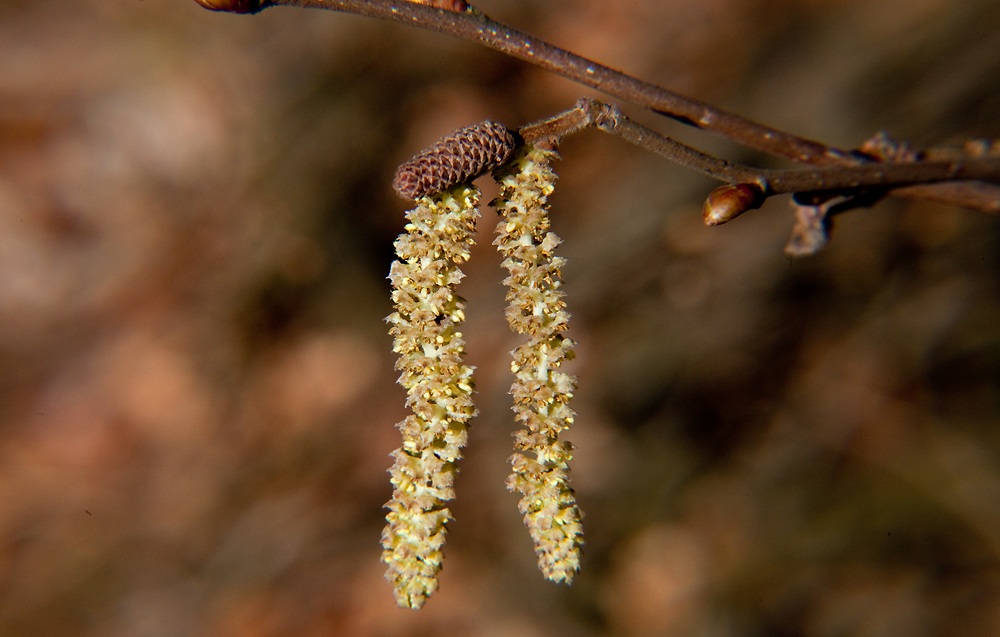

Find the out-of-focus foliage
[[0, 0, 999, 634]]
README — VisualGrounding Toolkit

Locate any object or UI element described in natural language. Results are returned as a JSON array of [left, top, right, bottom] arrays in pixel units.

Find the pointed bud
[[702, 183, 765, 226]]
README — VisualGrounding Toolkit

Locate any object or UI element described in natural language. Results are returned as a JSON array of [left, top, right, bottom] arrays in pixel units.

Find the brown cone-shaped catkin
[[394, 121, 516, 200]]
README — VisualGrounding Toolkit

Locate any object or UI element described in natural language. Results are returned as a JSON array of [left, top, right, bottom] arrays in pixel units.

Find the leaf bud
[[702, 183, 765, 226]]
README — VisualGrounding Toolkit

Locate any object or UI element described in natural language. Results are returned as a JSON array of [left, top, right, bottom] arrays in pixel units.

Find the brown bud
[[393, 121, 516, 200], [408, 0, 470, 11], [193, 0, 262, 13], [702, 183, 765, 226]]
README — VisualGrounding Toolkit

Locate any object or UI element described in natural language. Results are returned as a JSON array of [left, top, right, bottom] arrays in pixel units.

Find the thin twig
[[891, 182, 1000, 214], [258, 0, 850, 164], [522, 99, 1000, 200]]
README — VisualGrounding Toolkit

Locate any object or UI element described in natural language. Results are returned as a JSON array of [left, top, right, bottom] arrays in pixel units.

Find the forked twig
[[524, 99, 1000, 199]]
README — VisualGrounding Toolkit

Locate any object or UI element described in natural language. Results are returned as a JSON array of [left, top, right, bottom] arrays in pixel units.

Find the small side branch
[[521, 99, 1000, 202]]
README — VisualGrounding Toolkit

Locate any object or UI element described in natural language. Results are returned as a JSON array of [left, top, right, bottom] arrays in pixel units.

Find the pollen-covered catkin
[[493, 145, 584, 584], [382, 183, 480, 609]]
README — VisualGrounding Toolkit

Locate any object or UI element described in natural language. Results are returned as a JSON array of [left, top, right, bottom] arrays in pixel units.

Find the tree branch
[[225, 0, 852, 164], [523, 99, 1000, 199], [198, 0, 1000, 214]]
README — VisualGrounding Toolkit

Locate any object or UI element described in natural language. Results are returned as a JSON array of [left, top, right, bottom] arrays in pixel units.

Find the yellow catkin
[[382, 183, 479, 609], [493, 145, 584, 583]]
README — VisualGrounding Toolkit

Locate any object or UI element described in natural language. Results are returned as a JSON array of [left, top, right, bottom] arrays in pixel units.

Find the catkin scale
[[394, 121, 516, 200]]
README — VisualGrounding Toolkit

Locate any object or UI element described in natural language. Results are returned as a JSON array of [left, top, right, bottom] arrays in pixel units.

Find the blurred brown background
[[1, 0, 999, 635]]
